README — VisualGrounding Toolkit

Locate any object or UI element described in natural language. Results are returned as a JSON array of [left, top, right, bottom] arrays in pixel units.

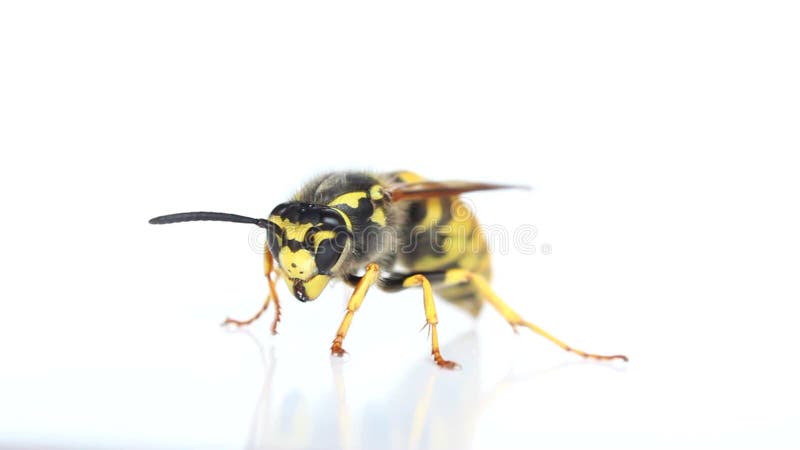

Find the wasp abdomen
[[389, 171, 491, 316]]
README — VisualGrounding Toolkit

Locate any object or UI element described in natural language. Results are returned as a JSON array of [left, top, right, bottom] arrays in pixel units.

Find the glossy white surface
[[1, 1, 799, 449]]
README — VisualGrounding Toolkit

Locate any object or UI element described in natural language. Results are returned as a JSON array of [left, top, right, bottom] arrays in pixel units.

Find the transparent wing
[[386, 180, 529, 201]]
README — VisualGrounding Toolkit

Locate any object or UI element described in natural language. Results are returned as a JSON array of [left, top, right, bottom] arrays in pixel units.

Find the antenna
[[148, 212, 270, 228]]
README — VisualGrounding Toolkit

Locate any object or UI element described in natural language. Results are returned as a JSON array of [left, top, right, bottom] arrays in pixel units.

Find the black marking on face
[[286, 239, 303, 252], [268, 202, 352, 274]]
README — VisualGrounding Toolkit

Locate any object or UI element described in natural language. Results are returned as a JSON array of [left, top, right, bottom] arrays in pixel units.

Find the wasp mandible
[[150, 171, 628, 368]]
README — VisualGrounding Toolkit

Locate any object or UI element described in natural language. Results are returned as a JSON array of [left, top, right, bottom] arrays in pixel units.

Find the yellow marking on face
[[329, 191, 367, 209], [278, 247, 317, 281], [283, 273, 331, 301], [370, 207, 387, 226], [269, 216, 315, 241]]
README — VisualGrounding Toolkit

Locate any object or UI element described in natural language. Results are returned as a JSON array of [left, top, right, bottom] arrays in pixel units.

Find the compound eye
[[314, 234, 346, 275]]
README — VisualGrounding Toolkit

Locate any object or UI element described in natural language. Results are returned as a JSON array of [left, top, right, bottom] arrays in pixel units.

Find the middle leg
[[401, 273, 459, 369]]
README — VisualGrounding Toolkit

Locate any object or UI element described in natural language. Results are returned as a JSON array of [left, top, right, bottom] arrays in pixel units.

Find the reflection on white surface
[[247, 331, 485, 450], [241, 330, 626, 450]]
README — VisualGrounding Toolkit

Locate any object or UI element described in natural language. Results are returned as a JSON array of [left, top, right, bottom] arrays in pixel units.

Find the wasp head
[[264, 202, 352, 302]]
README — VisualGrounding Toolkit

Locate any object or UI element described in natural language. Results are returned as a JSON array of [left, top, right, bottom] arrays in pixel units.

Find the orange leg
[[443, 269, 628, 362], [223, 245, 282, 334], [331, 263, 381, 356], [402, 274, 458, 369]]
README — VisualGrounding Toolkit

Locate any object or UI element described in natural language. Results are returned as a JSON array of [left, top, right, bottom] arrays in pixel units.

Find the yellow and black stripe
[[388, 171, 491, 316], [292, 172, 399, 272]]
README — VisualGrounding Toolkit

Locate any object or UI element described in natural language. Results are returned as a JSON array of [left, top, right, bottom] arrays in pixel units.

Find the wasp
[[150, 171, 627, 368]]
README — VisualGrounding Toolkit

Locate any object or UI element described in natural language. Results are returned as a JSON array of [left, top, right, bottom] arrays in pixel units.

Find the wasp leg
[[223, 245, 282, 335], [330, 263, 381, 356], [400, 274, 459, 369], [442, 269, 628, 362], [265, 248, 282, 334], [380, 269, 627, 362]]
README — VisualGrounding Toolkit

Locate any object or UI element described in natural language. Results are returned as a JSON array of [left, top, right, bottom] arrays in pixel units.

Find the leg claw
[[331, 343, 347, 357], [433, 353, 460, 369], [222, 318, 247, 327]]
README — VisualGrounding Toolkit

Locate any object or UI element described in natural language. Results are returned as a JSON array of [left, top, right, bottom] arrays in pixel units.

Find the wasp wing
[[386, 180, 529, 201]]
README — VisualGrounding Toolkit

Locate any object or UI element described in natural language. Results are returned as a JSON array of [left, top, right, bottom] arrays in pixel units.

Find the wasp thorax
[[264, 202, 351, 302]]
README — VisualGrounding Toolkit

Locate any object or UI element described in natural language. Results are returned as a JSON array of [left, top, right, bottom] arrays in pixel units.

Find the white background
[[1, 1, 799, 449]]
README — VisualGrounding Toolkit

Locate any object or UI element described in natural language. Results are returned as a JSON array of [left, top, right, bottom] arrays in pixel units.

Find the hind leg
[[442, 269, 627, 361], [381, 269, 627, 362]]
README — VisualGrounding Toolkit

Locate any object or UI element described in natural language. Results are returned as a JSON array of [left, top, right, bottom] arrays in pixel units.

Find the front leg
[[222, 243, 282, 334], [330, 263, 381, 356]]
